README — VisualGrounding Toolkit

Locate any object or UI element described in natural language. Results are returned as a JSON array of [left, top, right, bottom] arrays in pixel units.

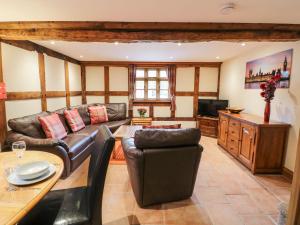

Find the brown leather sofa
[[122, 128, 203, 207], [6, 103, 130, 178]]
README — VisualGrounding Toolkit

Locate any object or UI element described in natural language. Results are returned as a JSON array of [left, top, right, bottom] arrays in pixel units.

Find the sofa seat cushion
[[75, 125, 99, 140], [63, 134, 93, 158], [100, 119, 131, 132], [8, 112, 50, 138]]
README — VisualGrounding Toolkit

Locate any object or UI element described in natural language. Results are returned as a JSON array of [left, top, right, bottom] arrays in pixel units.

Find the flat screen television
[[198, 99, 229, 117]]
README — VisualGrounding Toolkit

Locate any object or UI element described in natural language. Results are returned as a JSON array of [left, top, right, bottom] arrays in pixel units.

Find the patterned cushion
[[38, 113, 67, 139], [88, 105, 109, 125], [64, 109, 86, 132], [142, 124, 181, 129]]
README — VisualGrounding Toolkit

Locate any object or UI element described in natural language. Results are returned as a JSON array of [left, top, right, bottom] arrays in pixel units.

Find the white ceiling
[[34, 41, 271, 62], [0, 0, 300, 23]]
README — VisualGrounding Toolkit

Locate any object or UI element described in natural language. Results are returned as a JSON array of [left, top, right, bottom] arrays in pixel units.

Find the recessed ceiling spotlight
[[50, 40, 55, 45], [126, 56, 129, 59], [114, 41, 119, 45], [241, 42, 246, 46], [169, 56, 174, 59], [220, 3, 236, 15], [177, 42, 182, 46], [79, 55, 83, 58], [216, 56, 220, 59]]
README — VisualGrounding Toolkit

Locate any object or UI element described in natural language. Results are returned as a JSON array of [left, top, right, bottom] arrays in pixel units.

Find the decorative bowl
[[16, 161, 50, 180], [227, 107, 244, 114]]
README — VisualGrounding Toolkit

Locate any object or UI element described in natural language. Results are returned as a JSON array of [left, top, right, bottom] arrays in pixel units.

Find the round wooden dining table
[[0, 151, 64, 225]]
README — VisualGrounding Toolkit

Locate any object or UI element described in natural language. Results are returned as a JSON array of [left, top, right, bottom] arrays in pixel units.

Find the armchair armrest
[[6, 132, 69, 151]]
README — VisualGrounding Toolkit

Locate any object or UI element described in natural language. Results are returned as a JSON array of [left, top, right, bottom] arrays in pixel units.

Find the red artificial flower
[[260, 92, 265, 97], [260, 83, 266, 89]]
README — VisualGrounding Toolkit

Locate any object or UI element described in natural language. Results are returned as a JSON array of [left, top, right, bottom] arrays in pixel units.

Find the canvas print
[[245, 49, 293, 89]]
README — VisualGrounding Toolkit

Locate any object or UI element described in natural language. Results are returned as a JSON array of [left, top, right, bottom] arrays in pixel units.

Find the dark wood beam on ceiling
[[0, 40, 80, 65], [0, 22, 300, 42]]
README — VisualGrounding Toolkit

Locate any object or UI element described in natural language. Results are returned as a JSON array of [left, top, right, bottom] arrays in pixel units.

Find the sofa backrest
[[134, 128, 201, 149], [8, 112, 50, 138]]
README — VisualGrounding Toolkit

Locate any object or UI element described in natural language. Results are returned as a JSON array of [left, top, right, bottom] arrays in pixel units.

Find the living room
[[0, 1, 300, 225]]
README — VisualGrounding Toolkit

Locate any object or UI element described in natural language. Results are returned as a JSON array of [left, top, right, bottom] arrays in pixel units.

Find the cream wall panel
[[69, 63, 81, 91], [152, 121, 196, 128], [133, 106, 150, 117], [153, 106, 171, 117], [86, 96, 105, 104], [47, 98, 66, 111], [2, 43, 40, 92], [70, 96, 82, 106], [199, 67, 219, 92], [6, 100, 42, 124], [86, 66, 104, 91], [45, 55, 65, 91], [220, 41, 300, 171], [109, 67, 128, 91], [175, 96, 194, 117], [176, 67, 194, 92]]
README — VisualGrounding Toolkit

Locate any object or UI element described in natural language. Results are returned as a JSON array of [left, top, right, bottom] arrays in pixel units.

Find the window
[[135, 68, 169, 100]]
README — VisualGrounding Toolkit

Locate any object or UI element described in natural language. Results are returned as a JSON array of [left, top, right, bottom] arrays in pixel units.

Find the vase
[[264, 101, 271, 123]]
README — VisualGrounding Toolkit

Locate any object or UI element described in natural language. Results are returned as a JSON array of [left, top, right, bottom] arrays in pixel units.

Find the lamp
[[0, 82, 7, 100]]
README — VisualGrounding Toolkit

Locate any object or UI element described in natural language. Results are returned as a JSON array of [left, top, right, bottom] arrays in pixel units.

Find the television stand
[[196, 115, 219, 138]]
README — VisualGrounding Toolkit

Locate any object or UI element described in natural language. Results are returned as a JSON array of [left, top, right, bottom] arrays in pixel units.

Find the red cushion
[[142, 124, 181, 129], [64, 109, 86, 132], [38, 113, 67, 139], [88, 106, 108, 125]]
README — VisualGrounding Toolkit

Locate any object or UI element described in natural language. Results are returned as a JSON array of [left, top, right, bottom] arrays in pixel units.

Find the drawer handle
[[232, 123, 236, 126], [231, 131, 235, 134], [231, 139, 234, 142], [243, 128, 249, 134]]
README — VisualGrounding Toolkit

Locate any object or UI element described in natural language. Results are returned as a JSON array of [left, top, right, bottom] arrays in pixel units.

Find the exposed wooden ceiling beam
[[0, 40, 80, 64], [0, 22, 300, 42]]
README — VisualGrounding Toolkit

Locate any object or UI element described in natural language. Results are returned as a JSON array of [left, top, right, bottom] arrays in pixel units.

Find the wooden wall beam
[[1, 40, 80, 65], [64, 61, 70, 107], [104, 66, 109, 104], [152, 117, 195, 121], [1, 22, 300, 42], [194, 67, 200, 118], [46, 91, 66, 98], [38, 53, 47, 111], [0, 42, 7, 146], [82, 61, 222, 68], [287, 132, 300, 225], [217, 65, 221, 100], [70, 91, 82, 96], [81, 65, 87, 104], [176, 91, 194, 96], [199, 92, 218, 97]]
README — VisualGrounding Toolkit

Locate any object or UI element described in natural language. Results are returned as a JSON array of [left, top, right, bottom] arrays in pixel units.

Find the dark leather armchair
[[18, 125, 115, 225], [122, 128, 203, 207]]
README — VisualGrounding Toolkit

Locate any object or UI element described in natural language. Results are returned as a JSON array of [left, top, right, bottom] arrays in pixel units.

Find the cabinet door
[[238, 123, 255, 169], [218, 115, 229, 147]]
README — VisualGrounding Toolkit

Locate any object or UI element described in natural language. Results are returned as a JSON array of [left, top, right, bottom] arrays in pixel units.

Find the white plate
[[7, 164, 56, 186], [16, 161, 50, 180]]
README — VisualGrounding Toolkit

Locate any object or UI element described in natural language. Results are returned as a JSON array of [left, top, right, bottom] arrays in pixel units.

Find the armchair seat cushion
[[75, 125, 99, 140], [100, 118, 131, 132], [63, 134, 93, 158]]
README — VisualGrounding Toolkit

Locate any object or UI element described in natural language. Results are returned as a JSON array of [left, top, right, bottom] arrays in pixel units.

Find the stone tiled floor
[[54, 136, 291, 225]]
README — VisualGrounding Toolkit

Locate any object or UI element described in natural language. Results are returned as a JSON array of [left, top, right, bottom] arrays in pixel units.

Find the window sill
[[133, 99, 171, 105]]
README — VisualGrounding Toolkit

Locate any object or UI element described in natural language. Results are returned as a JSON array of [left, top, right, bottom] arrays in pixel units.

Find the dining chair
[[19, 125, 115, 225]]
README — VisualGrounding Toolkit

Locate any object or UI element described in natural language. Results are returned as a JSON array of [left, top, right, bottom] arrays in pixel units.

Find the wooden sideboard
[[218, 111, 290, 174], [196, 116, 218, 138]]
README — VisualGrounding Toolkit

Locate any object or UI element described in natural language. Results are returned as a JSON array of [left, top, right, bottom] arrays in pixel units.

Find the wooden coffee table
[[111, 125, 142, 164]]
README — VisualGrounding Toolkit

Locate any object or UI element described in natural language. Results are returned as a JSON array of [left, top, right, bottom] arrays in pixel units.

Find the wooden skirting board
[[283, 167, 294, 182]]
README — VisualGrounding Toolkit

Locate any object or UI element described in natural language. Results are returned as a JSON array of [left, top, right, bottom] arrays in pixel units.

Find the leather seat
[[101, 119, 131, 132], [63, 134, 93, 158], [19, 125, 115, 225], [75, 125, 99, 140], [122, 128, 203, 207]]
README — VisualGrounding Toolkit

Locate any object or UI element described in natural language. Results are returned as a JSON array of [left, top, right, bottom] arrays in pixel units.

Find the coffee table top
[[113, 125, 142, 140]]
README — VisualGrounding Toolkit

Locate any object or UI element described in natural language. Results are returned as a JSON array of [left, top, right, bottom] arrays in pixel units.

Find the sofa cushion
[[38, 113, 68, 139], [75, 125, 99, 140], [8, 112, 50, 138], [63, 134, 93, 158], [134, 128, 201, 149], [105, 103, 127, 121], [100, 118, 131, 132], [88, 105, 108, 124], [52, 107, 71, 134], [64, 109, 86, 132], [70, 104, 91, 125]]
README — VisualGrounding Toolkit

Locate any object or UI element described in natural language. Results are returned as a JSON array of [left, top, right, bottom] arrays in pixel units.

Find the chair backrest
[[86, 125, 115, 225]]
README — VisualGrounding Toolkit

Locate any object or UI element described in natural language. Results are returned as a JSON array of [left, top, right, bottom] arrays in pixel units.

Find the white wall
[[69, 62, 81, 92], [220, 41, 300, 171], [199, 67, 219, 93], [109, 67, 128, 91], [86, 66, 104, 91]]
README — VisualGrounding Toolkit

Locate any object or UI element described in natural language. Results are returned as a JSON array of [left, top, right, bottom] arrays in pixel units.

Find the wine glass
[[12, 141, 26, 159]]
